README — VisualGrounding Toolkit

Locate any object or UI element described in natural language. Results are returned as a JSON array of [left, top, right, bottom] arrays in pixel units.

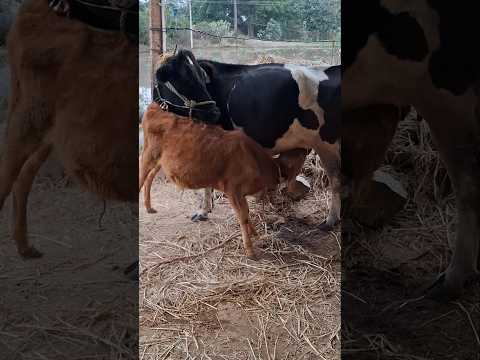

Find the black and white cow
[[343, 0, 480, 300], [154, 50, 341, 230]]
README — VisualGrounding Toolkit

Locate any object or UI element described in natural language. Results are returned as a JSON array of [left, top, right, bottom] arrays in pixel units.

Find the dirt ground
[[0, 184, 138, 359], [0, 49, 138, 359], [342, 115, 480, 360], [139, 159, 341, 359]]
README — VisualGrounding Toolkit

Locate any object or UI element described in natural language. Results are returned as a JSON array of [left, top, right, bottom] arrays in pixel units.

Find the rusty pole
[[150, 0, 165, 98]]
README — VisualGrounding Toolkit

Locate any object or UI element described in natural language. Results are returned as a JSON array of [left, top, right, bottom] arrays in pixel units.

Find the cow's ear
[[156, 63, 172, 82], [178, 49, 195, 64], [199, 67, 211, 83], [199, 62, 215, 83]]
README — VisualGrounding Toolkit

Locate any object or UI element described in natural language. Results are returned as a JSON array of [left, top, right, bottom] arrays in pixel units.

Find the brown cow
[[139, 103, 290, 259], [0, 0, 137, 257]]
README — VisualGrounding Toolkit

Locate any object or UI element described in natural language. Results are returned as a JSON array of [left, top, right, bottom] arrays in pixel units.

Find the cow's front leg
[[191, 187, 213, 222], [48, 0, 70, 16], [313, 141, 341, 231], [421, 106, 479, 301]]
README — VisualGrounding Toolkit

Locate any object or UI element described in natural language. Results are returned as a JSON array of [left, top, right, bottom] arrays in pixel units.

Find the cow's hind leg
[[11, 144, 52, 258], [422, 108, 479, 301], [191, 187, 213, 222], [313, 141, 341, 231]]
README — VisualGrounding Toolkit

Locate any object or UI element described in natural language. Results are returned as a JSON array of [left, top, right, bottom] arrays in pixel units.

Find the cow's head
[[155, 49, 220, 123]]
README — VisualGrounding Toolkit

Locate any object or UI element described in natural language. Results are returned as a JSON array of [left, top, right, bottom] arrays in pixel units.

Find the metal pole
[[189, 0, 193, 49], [331, 40, 335, 65], [161, 1, 166, 54], [150, 0, 164, 98], [233, 0, 237, 34]]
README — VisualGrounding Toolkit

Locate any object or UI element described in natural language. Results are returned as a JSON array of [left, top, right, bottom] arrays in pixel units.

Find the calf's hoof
[[425, 273, 463, 302], [146, 208, 157, 214], [19, 246, 43, 259], [287, 179, 310, 201], [191, 212, 208, 222], [246, 251, 258, 260]]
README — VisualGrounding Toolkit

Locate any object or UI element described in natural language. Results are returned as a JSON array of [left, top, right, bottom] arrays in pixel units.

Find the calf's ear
[[156, 63, 173, 82]]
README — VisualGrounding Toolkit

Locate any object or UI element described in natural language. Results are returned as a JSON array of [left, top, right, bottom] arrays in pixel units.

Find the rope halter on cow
[[154, 81, 217, 119]]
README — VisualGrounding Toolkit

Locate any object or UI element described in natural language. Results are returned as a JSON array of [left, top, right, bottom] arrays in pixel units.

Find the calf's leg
[[143, 163, 162, 214], [139, 147, 157, 192], [11, 144, 52, 258], [191, 187, 213, 222], [0, 112, 47, 213], [227, 192, 256, 259]]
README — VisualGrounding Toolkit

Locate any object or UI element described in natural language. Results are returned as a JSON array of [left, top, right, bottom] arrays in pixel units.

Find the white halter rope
[[155, 81, 217, 119]]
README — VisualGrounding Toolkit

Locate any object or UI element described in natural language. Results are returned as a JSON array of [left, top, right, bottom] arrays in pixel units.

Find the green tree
[[258, 18, 282, 41], [143, 0, 341, 43]]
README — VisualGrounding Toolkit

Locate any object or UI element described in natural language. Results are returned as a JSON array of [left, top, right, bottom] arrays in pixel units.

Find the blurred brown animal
[[139, 103, 289, 259], [0, 0, 137, 258], [342, 105, 408, 202]]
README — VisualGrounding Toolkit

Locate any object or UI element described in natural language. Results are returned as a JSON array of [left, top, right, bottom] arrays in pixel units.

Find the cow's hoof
[[19, 246, 43, 259], [425, 273, 462, 302], [191, 212, 208, 222], [319, 221, 334, 232], [124, 261, 139, 281], [146, 208, 157, 214], [287, 180, 310, 201], [124, 261, 138, 275]]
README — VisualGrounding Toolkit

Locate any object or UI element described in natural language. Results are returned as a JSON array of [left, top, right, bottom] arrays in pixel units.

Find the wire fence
[[140, 0, 341, 88]]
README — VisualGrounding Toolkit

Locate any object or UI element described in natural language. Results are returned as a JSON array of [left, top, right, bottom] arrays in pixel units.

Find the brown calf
[[0, 0, 137, 257], [139, 103, 288, 259]]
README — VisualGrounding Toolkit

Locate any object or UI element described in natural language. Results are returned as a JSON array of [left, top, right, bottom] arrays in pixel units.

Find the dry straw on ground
[[342, 109, 480, 359], [139, 150, 341, 359]]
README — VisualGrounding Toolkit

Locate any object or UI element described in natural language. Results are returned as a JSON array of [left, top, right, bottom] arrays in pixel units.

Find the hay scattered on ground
[[342, 108, 480, 359], [140, 152, 341, 359], [0, 175, 138, 359]]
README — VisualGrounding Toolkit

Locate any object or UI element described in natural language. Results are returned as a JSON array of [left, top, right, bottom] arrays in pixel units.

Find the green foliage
[[194, 20, 233, 43], [140, 0, 341, 44], [257, 18, 282, 41], [164, 3, 189, 46]]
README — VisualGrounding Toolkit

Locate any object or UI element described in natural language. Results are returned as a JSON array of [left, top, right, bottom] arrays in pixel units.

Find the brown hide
[[0, 0, 137, 257], [139, 104, 285, 258]]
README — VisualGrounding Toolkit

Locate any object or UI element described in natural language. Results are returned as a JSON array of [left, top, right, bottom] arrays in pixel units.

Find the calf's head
[[155, 49, 220, 123]]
